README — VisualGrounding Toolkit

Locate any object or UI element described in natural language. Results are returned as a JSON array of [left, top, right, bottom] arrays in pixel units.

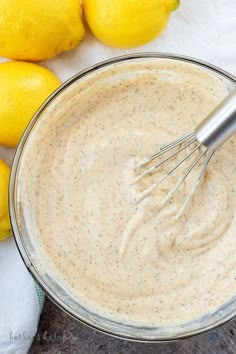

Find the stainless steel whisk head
[[134, 90, 236, 219]]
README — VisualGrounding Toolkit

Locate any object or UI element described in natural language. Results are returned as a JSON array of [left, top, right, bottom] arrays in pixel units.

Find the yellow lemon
[[0, 0, 85, 61], [83, 0, 179, 48], [0, 61, 61, 147], [0, 160, 11, 241]]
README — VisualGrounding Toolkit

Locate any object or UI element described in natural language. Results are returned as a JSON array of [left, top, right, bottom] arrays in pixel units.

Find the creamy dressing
[[17, 60, 236, 326]]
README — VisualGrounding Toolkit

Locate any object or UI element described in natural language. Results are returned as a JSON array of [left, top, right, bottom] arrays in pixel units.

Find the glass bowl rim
[[9, 52, 236, 342]]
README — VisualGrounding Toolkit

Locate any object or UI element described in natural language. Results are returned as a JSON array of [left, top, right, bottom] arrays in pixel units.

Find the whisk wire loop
[[135, 137, 203, 204], [133, 130, 216, 218]]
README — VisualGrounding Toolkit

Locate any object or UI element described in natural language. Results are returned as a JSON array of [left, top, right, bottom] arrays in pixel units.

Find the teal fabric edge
[[33, 280, 45, 317]]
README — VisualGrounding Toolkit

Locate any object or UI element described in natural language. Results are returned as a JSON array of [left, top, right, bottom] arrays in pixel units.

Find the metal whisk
[[134, 90, 236, 219]]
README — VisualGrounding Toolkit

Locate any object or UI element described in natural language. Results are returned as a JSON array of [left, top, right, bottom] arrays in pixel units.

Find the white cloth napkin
[[0, 1, 236, 353]]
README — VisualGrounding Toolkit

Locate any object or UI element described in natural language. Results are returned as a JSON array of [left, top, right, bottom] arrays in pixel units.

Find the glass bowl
[[9, 53, 236, 342]]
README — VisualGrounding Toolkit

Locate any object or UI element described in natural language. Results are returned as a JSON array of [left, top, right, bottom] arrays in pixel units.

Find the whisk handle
[[195, 90, 236, 150]]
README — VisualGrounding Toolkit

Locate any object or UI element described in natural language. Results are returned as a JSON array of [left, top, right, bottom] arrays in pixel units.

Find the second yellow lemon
[[83, 0, 180, 48], [0, 61, 61, 147]]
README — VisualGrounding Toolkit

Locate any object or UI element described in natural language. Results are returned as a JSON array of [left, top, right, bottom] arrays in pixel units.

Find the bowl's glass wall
[[9, 54, 236, 341]]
